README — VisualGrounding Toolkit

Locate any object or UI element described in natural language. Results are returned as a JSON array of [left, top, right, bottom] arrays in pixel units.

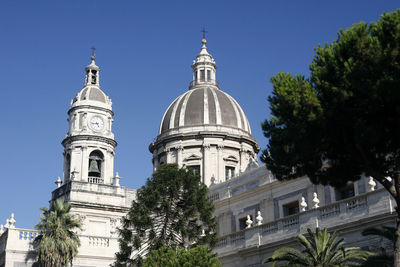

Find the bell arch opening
[[88, 150, 104, 184]]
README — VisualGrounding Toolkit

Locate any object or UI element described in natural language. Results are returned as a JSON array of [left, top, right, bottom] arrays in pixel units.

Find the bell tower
[[51, 54, 135, 266], [62, 54, 116, 185]]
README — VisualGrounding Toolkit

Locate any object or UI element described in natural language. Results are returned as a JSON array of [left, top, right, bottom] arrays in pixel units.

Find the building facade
[[0, 40, 395, 267]]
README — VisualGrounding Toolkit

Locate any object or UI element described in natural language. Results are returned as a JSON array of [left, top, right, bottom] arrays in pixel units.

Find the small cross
[[201, 27, 208, 39], [91, 46, 96, 57]]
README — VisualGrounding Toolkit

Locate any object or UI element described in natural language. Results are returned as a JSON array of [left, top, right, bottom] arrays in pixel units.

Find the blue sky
[[0, 1, 398, 229]]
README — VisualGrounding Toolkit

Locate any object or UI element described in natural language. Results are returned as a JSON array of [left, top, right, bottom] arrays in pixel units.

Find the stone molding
[[68, 105, 114, 116], [149, 131, 259, 153], [62, 135, 117, 148]]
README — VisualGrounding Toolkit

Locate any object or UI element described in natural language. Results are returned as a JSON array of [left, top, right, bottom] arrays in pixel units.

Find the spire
[[190, 37, 218, 90], [85, 48, 100, 87]]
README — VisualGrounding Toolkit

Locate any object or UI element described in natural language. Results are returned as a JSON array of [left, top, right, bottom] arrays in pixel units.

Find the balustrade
[[215, 189, 393, 252], [346, 196, 367, 211], [320, 203, 340, 219], [89, 237, 109, 247], [262, 222, 278, 234], [282, 215, 299, 229], [88, 177, 104, 184], [19, 230, 38, 241]]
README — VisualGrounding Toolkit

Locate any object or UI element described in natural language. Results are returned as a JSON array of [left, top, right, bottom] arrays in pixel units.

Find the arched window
[[88, 150, 104, 183]]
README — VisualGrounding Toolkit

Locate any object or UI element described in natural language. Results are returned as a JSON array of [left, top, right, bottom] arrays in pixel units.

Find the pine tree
[[143, 246, 221, 267], [114, 164, 217, 266], [261, 9, 400, 266]]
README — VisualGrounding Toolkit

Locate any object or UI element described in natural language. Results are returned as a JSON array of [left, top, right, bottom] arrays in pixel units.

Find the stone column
[[203, 143, 211, 185], [165, 147, 171, 163], [176, 145, 183, 167], [217, 144, 224, 183], [81, 146, 88, 181], [105, 149, 114, 185], [239, 145, 246, 173]]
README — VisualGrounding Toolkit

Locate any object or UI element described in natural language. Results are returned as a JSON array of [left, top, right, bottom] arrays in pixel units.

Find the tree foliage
[[361, 226, 395, 267], [262, 9, 400, 190], [143, 245, 221, 267], [114, 164, 217, 266], [264, 228, 373, 267], [34, 200, 81, 267], [262, 9, 400, 266]]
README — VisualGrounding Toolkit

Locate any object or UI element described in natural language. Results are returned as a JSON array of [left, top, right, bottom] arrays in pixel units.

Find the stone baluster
[[246, 215, 253, 229], [300, 197, 308, 211], [368, 177, 376, 191], [312, 193, 320, 209], [256, 211, 263, 226]]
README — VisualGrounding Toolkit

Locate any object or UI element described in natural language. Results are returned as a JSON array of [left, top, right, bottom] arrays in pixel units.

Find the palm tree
[[264, 228, 373, 267], [34, 200, 82, 267], [361, 226, 395, 267]]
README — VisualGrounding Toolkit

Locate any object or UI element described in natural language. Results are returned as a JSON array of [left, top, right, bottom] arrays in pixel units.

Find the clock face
[[90, 116, 104, 131]]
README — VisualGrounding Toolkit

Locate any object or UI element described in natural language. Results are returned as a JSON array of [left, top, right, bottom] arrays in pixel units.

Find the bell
[[88, 159, 100, 175]]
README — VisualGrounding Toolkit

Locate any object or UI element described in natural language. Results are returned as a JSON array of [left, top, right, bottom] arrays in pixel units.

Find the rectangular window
[[283, 201, 299, 217], [188, 165, 201, 175], [200, 70, 205, 81], [225, 166, 235, 180], [336, 183, 355, 201], [207, 70, 211, 81]]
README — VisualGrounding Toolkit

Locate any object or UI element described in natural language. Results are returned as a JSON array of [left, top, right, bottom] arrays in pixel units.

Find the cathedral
[[0, 39, 396, 267]]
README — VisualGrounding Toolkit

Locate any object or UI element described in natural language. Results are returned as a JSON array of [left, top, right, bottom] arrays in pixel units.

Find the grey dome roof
[[159, 87, 252, 135], [72, 86, 107, 104]]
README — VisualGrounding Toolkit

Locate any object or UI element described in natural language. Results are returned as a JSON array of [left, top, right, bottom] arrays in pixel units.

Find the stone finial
[[0, 224, 4, 234], [312, 193, 320, 209], [246, 215, 253, 229], [300, 197, 308, 212], [8, 213, 15, 229], [210, 175, 216, 185], [386, 176, 392, 182], [55, 176, 62, 188], [113, 172, 121, 186], [368, 176, 376, 191], [256, 211, 263, 226], [200, 229, 206, 237]]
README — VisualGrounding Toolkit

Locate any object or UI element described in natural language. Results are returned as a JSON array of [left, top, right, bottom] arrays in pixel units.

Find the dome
[[159, 86, 252, 136], [79, 86, 106, 103], [150, 38, 259, 186]]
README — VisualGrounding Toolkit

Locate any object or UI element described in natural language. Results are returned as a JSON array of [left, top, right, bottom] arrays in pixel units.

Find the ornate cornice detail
[[149, 131, 259, 153], [68, 105, 114, 116], [62, 135, 117, 148]]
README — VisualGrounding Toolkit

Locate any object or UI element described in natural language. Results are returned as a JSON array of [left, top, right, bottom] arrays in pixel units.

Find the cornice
[[68, 105, 114, 116], [62, 135, 117, 148], [149, 131, 259, 153]]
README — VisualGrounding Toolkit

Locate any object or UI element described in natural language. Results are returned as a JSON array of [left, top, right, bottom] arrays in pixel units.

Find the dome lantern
[[190, 38, 218, 89], [85, 53, 100, 87]]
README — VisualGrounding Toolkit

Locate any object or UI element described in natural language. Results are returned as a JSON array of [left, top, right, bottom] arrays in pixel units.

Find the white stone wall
[[152, 135, 257, 186]]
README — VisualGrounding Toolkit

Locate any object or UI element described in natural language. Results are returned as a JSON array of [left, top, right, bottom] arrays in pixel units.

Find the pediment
[[184, 154, 202, 161], [223, 155, 238, 162]]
